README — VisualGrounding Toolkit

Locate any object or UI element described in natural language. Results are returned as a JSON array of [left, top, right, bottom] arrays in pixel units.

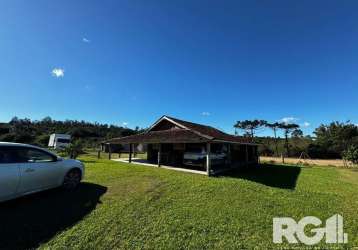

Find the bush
[[343, 145, 358, 165], [34, 134, 50, 147], [61, 140, 84, 159]]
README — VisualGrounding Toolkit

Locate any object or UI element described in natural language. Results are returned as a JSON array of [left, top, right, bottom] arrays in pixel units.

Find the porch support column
[[245, 144, 249, 166], [129, 143, 132, 163], [108, 143, 112, 160], [158, 143, 161, 167], [206, 142, 211, 176]]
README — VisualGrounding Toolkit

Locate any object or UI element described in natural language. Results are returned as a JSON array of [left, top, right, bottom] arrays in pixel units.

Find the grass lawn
[[1, 154, 358, 249]]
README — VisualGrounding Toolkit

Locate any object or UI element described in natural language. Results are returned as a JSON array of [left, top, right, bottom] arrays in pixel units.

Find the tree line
[[0, 116, 357, 162], [0, 116, 143, 148], [234, 119, 358, 160]]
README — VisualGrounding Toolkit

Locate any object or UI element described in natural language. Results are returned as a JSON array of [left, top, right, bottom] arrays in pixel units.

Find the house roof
[[106, 129, 208, 144], [106, 115, 256, 145]]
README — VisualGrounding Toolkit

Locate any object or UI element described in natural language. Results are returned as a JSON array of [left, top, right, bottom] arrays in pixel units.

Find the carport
[[104, 115, 259, 176]]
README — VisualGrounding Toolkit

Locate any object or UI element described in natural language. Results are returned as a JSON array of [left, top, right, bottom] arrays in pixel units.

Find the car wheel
[[63, 169, 81, 190]]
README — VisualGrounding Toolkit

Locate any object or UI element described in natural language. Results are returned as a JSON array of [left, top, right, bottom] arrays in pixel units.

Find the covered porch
[[112, 157, 208, 175], [103, 129, 258, 176]]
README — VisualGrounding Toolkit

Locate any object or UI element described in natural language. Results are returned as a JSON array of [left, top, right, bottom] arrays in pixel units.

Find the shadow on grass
[[0, 182, 107, 249], [219, 164, 301, 189]]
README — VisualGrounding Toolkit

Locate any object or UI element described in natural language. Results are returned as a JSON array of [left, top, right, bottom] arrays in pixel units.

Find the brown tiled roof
[[107, 129, 208, 144], [105, 115, 255, 144], [166, 116, 253, 144]]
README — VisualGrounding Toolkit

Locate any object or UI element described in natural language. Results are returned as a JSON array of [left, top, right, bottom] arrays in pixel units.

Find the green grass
[[1, 154, 358, 249]]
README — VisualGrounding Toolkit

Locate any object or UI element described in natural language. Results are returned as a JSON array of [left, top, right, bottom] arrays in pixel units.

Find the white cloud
[[82, 37, 90, 43], [122, 122, 128, 127], [201, 112, 211, 116], [51, 68, 64, 78], [302, 122, 310, 127], [280, 117, 299, 124]]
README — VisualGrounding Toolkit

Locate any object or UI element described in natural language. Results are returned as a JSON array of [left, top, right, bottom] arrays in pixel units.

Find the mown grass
[[1, 154, 357, 249]]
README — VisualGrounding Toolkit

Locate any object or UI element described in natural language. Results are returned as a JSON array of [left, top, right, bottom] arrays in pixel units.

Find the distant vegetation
[[0, 116, 357, 162], [235, 120, 358, 160], [0, 116, 143, 149]]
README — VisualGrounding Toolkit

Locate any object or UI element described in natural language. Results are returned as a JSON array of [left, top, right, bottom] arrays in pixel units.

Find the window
[[0, 147, 17, 164], [0, 147, 28, 163], [57, 138, 70, 143], [0, 147, 56, 164], [25, 149, 56, 162]]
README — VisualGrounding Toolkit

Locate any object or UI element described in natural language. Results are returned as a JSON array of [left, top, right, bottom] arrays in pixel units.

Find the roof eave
[[211, 139, 260, 145]]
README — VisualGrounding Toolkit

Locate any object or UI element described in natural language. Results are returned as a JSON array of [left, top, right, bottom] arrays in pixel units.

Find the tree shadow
[[0, 182, 107, 249], [218, 164, 301, 190]]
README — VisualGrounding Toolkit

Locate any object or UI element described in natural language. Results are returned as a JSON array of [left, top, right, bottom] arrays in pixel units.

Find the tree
[[62, 139, 84, 159], [234, 120, 267, 140], [278, 123, 300, 157], [291, 129, 303, 138], [343, 145, 358, 165], [1, 116, 143, 148], [313, 122, 358, 158], [265, 122, 281, 157]]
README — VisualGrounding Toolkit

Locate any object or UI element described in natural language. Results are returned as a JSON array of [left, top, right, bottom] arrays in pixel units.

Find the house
[[105, 115, 259, 176]]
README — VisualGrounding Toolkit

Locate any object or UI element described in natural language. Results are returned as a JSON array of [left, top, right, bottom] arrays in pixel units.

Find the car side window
[[0, 147, 27, 163], [0, 147, 14, 164], [25, 148, 56, 163], [0, 147, 56, 164]]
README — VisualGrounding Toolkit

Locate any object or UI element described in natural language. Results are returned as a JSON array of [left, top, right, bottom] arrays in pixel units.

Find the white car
[[183, 145, 227, 168], [0, 142, 85, 203]]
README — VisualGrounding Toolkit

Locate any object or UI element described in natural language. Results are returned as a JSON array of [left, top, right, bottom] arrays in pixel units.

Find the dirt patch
[[260, 156, 345, 167]]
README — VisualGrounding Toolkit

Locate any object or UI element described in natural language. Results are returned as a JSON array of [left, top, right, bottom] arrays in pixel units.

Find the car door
[[17, 147, 63, 194], [0, 147, 21, 201]]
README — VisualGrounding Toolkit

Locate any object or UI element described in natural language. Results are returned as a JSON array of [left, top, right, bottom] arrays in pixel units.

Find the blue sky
[[1, 0, 357, 136]]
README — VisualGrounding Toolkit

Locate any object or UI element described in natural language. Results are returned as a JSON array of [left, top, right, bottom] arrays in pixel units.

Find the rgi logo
[[273, 214, 348, 245]]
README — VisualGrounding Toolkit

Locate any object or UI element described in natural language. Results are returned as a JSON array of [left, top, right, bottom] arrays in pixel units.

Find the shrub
[[343, 145, 358, 165], [34, 134, 50, 147], [61, 140, 84, 159]]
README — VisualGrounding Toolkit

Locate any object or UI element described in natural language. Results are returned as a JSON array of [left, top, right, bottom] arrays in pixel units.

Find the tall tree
[[278, 123, 300, 157], [291, 129, 303, 138], [234, 120, 267, 140], [265, 122, 281, 157]]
